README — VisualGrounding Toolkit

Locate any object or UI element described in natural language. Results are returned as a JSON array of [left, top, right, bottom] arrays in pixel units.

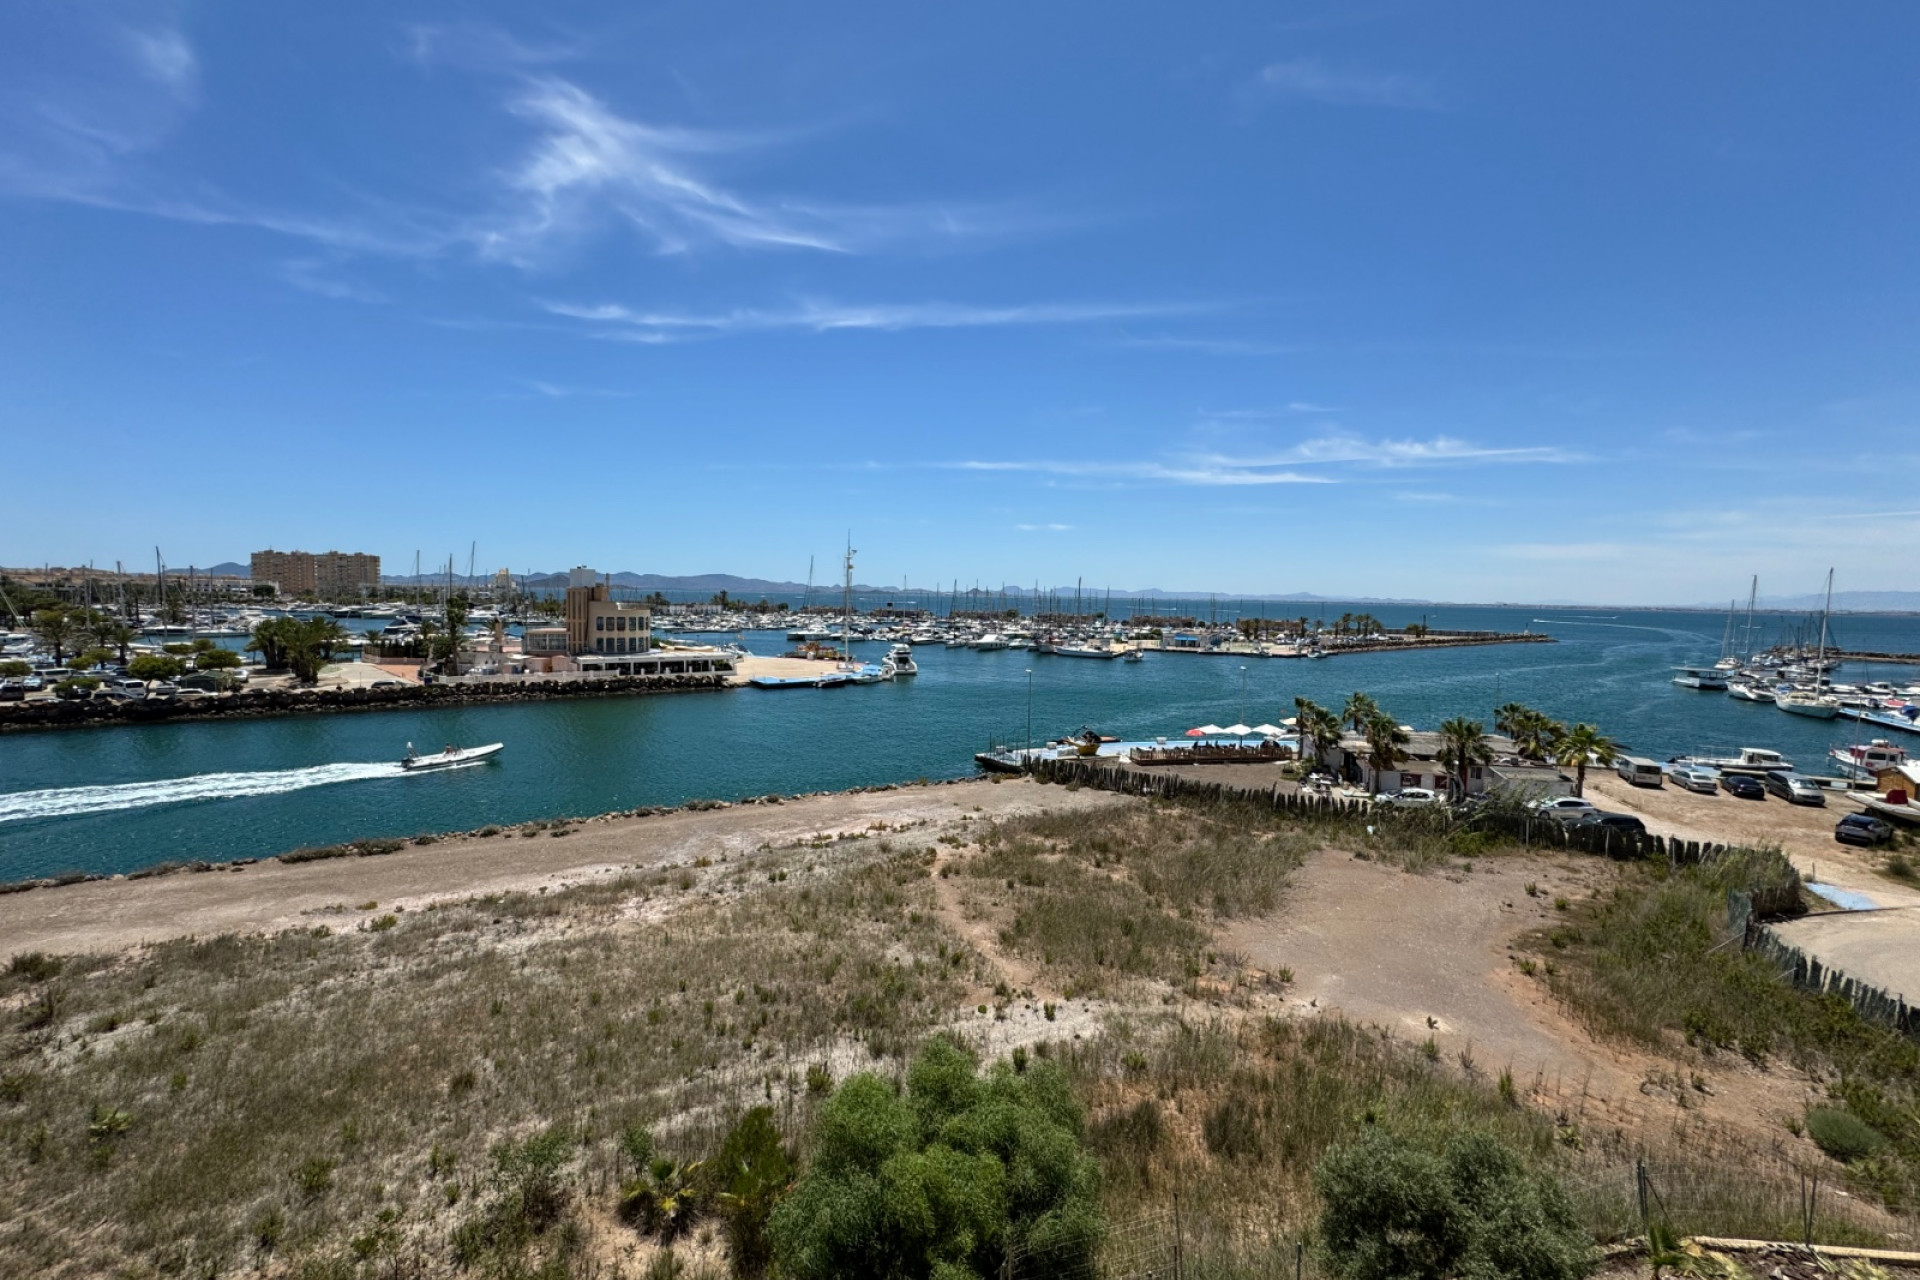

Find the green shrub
[[1806, 1108, 1888, 1163], [708, 1107, 794, 1278], [8, 951, 62, 982], [769, 1037, 1102, 1280], [1315, 1128, 1592, 1280]]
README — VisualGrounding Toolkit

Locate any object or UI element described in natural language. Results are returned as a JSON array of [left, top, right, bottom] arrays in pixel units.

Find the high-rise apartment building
[[250, 549, 381, 597]]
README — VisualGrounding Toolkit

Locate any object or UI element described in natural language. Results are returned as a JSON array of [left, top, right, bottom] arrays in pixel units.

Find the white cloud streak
[[541, 297, 1193, 339], [1256, 58, 1437, 110]]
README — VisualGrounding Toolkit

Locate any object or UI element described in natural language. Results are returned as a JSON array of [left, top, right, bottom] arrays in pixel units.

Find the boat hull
[[402, 743, 504, 770]]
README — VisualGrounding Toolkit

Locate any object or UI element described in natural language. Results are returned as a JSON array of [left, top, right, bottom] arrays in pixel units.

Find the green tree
[[1435, 717, 1491, 799], [769, 1038, 1101, 1280], [0, 659, 30, 679], [709, 1107, 795, 1278], [1552, 724, 1618, 798], [194, 647, 242, 671], [71, 647, 116, 671], [30, 608, 77, 664], [1493, 704, 1563, 760], [85, 614, 139, 665], [248, 617, 294, 670], [1316, 1128, 1592, 1280], [442, 594, 470, 676], [127, 654, 186, 683], [1363, 711, 1410, 781], [1342, 692, 1380, 734], [1293, 697, 1345, 767]]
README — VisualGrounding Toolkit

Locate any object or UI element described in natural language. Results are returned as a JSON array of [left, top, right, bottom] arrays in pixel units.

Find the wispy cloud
[[1254, 57, 1437, 110], [478, 78, 1041, 262], [952, 432, 1576, 490], [541, 297, 1194, 340], [518, 379, 636, 399], [1204, 434, 1583, 468], [403, 22, 581, 70], [953, 460, 1330, 487], [126, 27, 197, 98], [280, 258, 387, 304], [1016, 522, 1075, 532]]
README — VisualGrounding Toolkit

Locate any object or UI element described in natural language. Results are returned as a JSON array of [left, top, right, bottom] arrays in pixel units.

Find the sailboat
[[1777, 570, 1840, 719]]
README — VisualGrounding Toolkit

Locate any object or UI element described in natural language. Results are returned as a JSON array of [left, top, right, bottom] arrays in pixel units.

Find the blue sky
[[3, 3, 1917, 604]]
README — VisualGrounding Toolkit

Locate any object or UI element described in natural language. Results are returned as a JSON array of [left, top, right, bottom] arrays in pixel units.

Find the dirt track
[[0, 779, 1125, 959]]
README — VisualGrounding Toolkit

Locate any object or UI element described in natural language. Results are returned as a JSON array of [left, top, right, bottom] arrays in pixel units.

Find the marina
[[6, 602, 1920, 882]]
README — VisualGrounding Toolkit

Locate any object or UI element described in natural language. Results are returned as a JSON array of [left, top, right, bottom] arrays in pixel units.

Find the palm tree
[[1436, 717, 1492, 800], [1553, 723, 1618, 798], [1493, 702, 1531, 738], [1362, 711, 1410, 785], [86, 612, 139, 665], [30, 608, 76, 664], [1292, 696, 1344, 768], [1342, 691, 1380, 733]]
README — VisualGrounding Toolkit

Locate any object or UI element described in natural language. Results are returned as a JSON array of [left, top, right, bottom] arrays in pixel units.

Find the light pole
[[1239, 665, 1248, 726], [1025, 668, 1034, 754]]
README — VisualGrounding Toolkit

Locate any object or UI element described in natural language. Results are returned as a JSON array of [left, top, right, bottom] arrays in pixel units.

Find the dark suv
[[1834, 814, 1894, 847]]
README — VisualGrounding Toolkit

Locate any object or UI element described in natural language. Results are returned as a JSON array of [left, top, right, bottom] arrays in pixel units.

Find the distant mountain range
[[200, 561, 1920, 613]]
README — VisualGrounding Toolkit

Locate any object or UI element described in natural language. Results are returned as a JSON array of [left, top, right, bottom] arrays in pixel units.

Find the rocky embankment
[[0, 674, 730, 734]]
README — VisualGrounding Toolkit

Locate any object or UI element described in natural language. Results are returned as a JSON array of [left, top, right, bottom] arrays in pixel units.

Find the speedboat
[[402, 742, 504, 771], [886, 643, 918, 676]]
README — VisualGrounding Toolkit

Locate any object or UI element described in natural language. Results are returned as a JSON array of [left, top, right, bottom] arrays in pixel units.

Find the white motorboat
[[1830, 739, 1907, 780], [886, 643, 918, 675], [1672, 666, 1729, 690], [402, 742, 505, 771], [1726, 680, 1774, 703]]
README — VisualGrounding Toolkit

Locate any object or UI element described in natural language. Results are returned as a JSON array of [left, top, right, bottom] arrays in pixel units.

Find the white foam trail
[[0, 762, 409, 824]]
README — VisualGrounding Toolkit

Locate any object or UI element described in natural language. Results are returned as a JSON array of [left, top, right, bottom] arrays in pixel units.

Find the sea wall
[[0, 674, 730, 734]]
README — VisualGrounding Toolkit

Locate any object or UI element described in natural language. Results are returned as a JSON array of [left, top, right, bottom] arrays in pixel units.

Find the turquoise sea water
[[3, 604, 1917, 880]]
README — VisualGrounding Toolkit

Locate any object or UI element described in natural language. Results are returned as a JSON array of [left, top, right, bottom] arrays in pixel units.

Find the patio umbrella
[[1251, 723, 1284, 738], [1196, 724, 1225, 736], [1184, 727, 1208, 738], [1223, 723, 1253, 738], [1280, 716, 1298, 727]]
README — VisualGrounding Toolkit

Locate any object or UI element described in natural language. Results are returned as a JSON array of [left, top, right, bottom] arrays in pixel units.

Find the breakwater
[[0, 673, 730, 735]]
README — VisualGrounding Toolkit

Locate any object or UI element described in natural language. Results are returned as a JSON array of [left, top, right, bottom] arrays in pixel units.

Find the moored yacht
[[886, 643, 918, 675], [1672, 666, 1729, 690]]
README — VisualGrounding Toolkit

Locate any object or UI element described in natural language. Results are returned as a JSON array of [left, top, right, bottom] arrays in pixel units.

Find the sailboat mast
[[842, 538, 855, 662], [1743, 575, 1758, 662], [1816, 568, 1833, 689]]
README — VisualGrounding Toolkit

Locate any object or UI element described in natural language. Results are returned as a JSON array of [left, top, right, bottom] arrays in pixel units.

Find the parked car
[[1762, 770, 1827, 807], [1577, 811, 1648, 836], [0, 681, 23, 702], [1834, 814, 1894, 847], [1667, 765, 1719, 794], [1720, 774, 1765, 800], [1379, 788, 1442, 807], [1526, 796, 1597, 819]]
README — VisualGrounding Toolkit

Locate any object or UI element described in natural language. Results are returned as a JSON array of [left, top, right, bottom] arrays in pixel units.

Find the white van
[[1614, 756, 1665, 787]]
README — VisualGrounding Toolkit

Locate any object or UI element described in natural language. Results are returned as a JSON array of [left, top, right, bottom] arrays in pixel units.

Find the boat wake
[[0, 762, 409, 824]]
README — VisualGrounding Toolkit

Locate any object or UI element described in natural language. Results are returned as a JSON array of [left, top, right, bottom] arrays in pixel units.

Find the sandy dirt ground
[[1221, 845, 1836, 1161], [1584, 772, 1920, 908], [0, 778, 1124, 960], [1769, 906, 1920, 1005]]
